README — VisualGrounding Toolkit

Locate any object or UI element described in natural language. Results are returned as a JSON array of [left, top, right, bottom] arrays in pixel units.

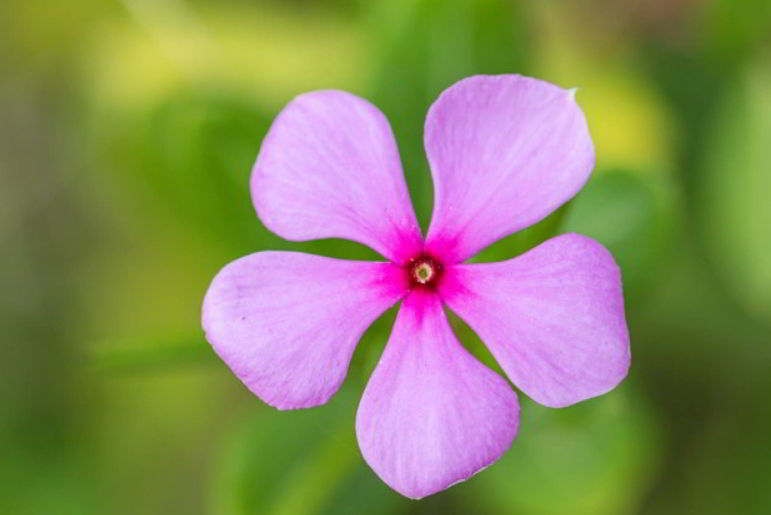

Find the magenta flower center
[[407, 253, 443, 289]]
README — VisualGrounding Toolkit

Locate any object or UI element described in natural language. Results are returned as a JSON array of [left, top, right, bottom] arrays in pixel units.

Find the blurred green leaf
[[447, 309, 504, 376], [210, 388, 411, 515], [88, 335, 216, 372], [646, 384, 771, 514], [467, 168, 678, 303], [315, 462, 411, 515], [347, 306, 398, 387], [470, 207, 566, 264], [466, 390, 661, 515], [1, 457, 95, 515], [559, 169, 677, 301], [211, 399, 347, 515], [701, 60, 771, 323], [114, 88, 274, 254], [704, 0, 771, 64]]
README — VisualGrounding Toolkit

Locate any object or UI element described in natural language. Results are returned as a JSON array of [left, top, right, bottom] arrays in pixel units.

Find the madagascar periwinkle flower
[[202, 75, 630, 499]]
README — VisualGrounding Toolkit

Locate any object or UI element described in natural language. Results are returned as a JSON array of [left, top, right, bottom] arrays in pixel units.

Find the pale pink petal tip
[[442, 233, 630, 408], [356, 291, 519, 499], [251, 90, 422, 263], [202, 251, 407, 410], [424, 74, 595, 263]]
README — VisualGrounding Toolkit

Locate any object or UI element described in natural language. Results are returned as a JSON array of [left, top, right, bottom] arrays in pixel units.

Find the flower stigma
[[414, 262, 434, 284], [407, 254, 443, 289]]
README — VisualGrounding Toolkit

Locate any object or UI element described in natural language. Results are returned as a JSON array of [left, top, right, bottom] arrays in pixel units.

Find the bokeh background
[[2, 0, 771, 513]]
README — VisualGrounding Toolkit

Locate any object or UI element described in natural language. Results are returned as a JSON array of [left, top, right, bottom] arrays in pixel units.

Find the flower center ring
[[407, 254, 443, 289]]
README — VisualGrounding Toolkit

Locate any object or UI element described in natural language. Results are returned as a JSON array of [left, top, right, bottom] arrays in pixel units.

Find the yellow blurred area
[[86, 1, 369, 110], [533, 3, 673, 173]]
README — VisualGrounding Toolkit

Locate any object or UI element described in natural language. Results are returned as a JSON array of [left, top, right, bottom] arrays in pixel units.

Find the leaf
[[87, 335, 216, 372], [118, 89, 274, 254], [559, 169, 677, 301], [701, 61, 771, 323], [465, 390, 662, 515], [209, 386, 412, 515], [704, 0, 771, 63]]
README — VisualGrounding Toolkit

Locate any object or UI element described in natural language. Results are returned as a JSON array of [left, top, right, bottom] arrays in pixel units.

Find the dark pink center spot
[[406, 253, 444, 290]]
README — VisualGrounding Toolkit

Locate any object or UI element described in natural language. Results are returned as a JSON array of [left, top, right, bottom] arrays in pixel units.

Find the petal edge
[[424, 75, 595, 263], [252, 91, 422, 263], [441, 233, 630, 408], [356, 291, 519, 498], [202, 252, 407, 409]]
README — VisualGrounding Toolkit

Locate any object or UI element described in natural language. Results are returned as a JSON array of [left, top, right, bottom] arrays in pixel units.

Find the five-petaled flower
[[202, 75, 630, 499]]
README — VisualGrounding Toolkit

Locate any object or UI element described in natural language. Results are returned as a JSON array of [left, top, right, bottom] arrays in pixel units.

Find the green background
[[2, 0, 770, 513]]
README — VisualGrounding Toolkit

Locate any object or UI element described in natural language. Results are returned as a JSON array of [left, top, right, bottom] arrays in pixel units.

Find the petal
[[252, 91, 422, 263], [356, 291, 519, 499], [202, 252, 407, 410], [441, 233, 630, 408], [424, 75, 595, 263]]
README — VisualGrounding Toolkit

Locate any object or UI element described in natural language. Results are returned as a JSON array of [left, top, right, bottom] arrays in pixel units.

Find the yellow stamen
[[414, 262, 434, 284]]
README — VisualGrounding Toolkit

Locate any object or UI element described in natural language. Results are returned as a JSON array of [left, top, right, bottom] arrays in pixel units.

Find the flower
[[202, 75, 630, 499]]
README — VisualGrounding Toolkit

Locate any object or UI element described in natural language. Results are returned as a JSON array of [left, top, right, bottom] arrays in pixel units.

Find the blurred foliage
[[703, 0, 771, 63], [211, 388, 413, 515], [560, 169, 678, 303], [116, 89, 273, 253], [2, 0, 771, 514], [468, 392, 660, 515], [701, 59, 771, 323], [530, 2, 675, 173]]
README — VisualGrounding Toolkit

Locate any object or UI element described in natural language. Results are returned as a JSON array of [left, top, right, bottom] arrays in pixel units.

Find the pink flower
[[202, 75, 630, 499]]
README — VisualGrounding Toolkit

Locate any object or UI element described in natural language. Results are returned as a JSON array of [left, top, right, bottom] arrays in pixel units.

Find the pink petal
[[356, 290, 519, 499], [252, 91, 422, 263], [441, 233, 630, 408], [423, 75, 595, 263], [201, 252, 407, 410]]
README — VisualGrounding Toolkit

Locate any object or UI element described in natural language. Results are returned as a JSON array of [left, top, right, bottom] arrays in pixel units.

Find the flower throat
[[407, 254, 443, 290]]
